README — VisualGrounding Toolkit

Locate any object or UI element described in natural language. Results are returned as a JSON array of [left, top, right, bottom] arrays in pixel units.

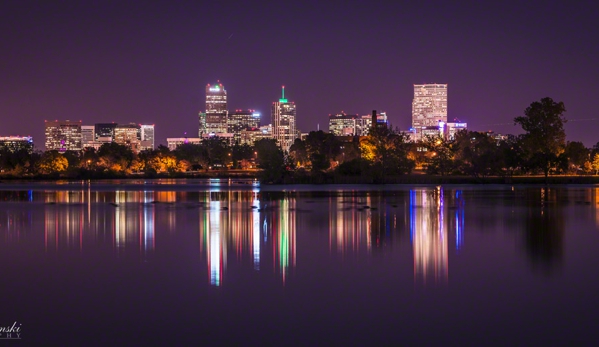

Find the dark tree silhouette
[[514, 97, 566, 178]]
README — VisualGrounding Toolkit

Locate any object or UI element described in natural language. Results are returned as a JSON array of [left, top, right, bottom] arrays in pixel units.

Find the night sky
[[2, 1, 598, 147]]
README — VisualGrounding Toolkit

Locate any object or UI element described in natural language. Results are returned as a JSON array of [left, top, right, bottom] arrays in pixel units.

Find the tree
[[559, 141, 589, 174], [592, 153, 599, 175], [514, 97, 567, 178], [37, 151, 68, 174], [422, 134, 455, 176], [173, 143, 209, 170], [289, 131, 341, 173], [254, 139, 285, 183], [202, 137, 231, 168], [231, 143, 255, 169], [360, 126, 414, 179], [97, 142, 134, 173], [497, 134, 526, 177], [453, 131, 502, 177]]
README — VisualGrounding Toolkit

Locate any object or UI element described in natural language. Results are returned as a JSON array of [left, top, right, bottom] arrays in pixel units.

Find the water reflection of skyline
[[3, 185, 587, 287], [42, 190, 156, 259]]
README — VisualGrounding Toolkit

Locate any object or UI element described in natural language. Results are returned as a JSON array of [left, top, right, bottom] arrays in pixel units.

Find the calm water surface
[[1, 179, 599, 345]]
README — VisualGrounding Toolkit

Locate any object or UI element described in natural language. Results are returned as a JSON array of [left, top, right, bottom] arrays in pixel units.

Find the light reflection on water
[[0, 185, 473, 286], [3, 183, 599, 344], [4, 184, 599, 286]]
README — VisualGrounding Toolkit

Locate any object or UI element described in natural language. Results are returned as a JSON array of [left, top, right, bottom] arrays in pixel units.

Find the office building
[[140, 124, 155, 151], [114, 123, 141, 153], [239, 124, 272, 146], [228, 110, 260, 143], [81, 125, 95, 148], [0, 136, 34, 154], [202, 82, 228, 135], [45, 120, 82, 152], [271, 86, 297, 152], [412, 84, 448, 140], [95, 123, 117, 143], [328, 113, 364, 136]]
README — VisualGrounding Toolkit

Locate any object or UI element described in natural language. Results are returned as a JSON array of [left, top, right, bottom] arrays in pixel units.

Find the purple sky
[[2, 1, 598, 147]]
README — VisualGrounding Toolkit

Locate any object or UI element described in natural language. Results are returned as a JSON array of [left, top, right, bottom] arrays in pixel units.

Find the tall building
[[114, 123, 141, 153], [202, 82, 228, 135], [81, 125, 95, 148], [140, 124, 155, 151], [0, 136, 34, 154], [45, 120, 82, 152], [95, 123, 117, 143], [228, 110, 261, 143], [271, 86, 297, 152], [412, 84, 448, 139]]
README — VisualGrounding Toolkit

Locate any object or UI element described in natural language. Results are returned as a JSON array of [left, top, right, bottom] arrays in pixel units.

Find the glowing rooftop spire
[[279, 85, 287, 103]]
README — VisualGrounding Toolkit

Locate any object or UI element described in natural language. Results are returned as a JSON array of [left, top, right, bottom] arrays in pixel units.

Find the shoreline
[[2, 173, 599, 185]]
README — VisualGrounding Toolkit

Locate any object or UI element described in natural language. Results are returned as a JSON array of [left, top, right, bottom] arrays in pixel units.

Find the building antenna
[[279, 85, 287, 102]]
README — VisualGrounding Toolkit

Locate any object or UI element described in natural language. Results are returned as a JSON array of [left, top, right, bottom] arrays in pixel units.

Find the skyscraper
[[202, 82, 228, 135], [228, 110, 261, 143], [271, 86, 297, 152], [45, 120, 82, 151], [412, 84, 447, 138]]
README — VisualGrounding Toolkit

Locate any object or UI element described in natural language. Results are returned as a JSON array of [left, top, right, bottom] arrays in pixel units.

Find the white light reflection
[[411, 188, 448, 285]]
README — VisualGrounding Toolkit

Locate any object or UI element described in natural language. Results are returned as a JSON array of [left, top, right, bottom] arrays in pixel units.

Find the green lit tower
[[271, 86, 297, 152]]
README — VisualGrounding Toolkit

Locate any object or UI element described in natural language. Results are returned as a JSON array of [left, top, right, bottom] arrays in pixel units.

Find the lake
[[0, 179, 598, 345]]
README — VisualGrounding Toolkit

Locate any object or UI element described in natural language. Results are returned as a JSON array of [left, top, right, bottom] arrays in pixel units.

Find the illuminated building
[[328, 113, 367, 136], [271, 86, 297, 152], [140, 124, 155, 151], [421, 124, 445, 139], [239, 124, 272, 146], [44, 120, 82, 152], [166, 137, 201, 151], [202, 82, 228, 135], [363, 111, 388, 134], [0, 136, 34, 154], [94, 123, 117, 143], [228, 110, 261, 143], [446, 122, 467, 140], [114, 123, 141, 153], [81, 125, 96, 148], [412, 84, 448, 140]]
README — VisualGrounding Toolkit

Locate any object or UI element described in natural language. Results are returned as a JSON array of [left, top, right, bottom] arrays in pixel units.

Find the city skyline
[[2, 1, 598, 146]]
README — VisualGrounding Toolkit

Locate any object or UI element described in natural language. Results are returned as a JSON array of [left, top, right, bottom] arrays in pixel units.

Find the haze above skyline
[[2, 1, 598, 146]]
